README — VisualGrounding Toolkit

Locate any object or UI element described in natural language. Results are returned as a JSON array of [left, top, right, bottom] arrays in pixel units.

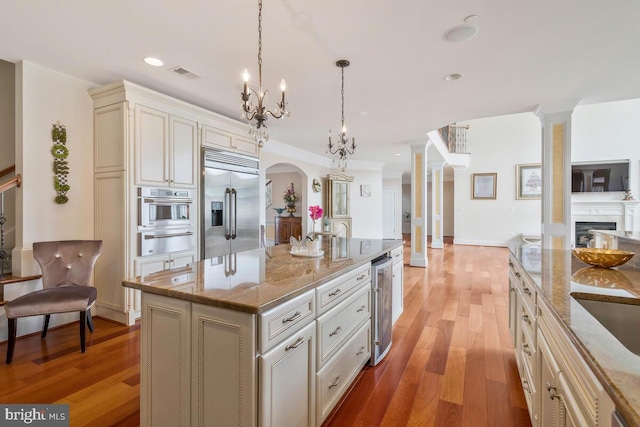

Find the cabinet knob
[[546, 382, 559, 401], [523, 287, 532, 296], [522, 314, 531, 324], [522, 343, 532, 356]]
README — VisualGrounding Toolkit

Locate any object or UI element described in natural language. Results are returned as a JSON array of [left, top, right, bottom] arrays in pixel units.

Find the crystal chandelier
[[327, 60, 356, 171], [241, 0, 289, 148]]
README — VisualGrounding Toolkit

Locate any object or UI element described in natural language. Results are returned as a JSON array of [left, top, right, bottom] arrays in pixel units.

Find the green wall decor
[[51, 122, 70, 204]]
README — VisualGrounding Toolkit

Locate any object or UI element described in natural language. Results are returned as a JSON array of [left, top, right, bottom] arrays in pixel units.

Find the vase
[[307, 239, 320, 255], [286, 201, 296, 216]]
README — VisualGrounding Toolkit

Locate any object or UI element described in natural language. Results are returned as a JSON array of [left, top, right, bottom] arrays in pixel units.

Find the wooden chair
[[4, 240, 103, 364]]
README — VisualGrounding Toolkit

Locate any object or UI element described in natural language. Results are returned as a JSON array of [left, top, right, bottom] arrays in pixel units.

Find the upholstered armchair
[[4, 240, 103, 364]]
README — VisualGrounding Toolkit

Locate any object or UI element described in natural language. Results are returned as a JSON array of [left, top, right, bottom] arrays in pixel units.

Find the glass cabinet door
[[327, 174, 353, 219]]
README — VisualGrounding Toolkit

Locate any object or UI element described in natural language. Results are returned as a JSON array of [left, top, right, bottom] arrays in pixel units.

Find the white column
[[431, 162, 444, 249], [535, 102, 576, 250], [410, 142, 429, 267]]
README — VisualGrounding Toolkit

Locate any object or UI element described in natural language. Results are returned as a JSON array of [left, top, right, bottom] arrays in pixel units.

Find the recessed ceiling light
[[444, 73, 463, 81], [144, 57, 164, 67], [395, 153, 401, 156], [443, 15, 479, 43], [359, 111, 368, 116]]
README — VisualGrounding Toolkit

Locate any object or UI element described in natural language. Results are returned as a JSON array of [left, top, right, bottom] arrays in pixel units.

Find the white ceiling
[[2, 0, 640, 174]]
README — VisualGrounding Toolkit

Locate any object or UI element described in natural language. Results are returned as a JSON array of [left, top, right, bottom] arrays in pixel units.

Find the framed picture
[[472, 173, 497, 199], [516, 163, 542, 199], [265, 179, 272, 207], [360, 184, 372, 197]]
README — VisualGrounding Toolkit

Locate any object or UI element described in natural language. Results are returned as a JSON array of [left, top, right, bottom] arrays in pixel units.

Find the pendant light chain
[[341, 65, 345, 131], [257, 0, 263, 91], [327, 59, 356, 172]]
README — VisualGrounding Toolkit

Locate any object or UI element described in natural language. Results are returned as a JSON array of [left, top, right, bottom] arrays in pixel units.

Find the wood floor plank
[[486, 379, 515, 427], [461, 331, 488, 427], [406, 372, 444, 427], [483, 311, 507, 384], [439, 346, 467, 404]]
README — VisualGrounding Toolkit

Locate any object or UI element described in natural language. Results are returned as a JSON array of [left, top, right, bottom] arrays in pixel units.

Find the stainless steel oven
[[139, 228, 195, 257], [138, 187, 193, 229], [138, 187, 195, 256]]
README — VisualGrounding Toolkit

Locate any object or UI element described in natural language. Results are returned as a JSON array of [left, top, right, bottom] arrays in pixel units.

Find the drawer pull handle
[[356, 346, 366, 356], [328, 375, 342, 389], [329, 288, 342, 297], [522, 314, 531, 324], [509, 262, 514, 267], [329, 326, 342, 337], [514, 272, 521, 278], [522, 379, 530, 393], [282, 311, 301, 324], [523, 287, 532, 296], [522, 343, 532, 356], [356, 305, 366, 313], [546, 382, 559, 401], [285, 336, 304, 351], [357, 274, 367, 281]]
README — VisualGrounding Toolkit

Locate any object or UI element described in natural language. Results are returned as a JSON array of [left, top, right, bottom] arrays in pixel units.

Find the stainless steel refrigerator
[[202, 148, 260, 259]]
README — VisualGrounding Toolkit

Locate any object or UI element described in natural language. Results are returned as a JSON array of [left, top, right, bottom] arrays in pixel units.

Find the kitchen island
[[509, 244, 640, 427], [123, 238, 403, 427]]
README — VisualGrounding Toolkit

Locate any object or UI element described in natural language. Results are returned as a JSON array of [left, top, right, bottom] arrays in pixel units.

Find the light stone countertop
[[510, 244, 640, 426], [123, 238, 403, 314]]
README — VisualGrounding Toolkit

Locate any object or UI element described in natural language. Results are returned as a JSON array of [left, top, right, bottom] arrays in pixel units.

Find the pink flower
[[308, 205, 323, 221]]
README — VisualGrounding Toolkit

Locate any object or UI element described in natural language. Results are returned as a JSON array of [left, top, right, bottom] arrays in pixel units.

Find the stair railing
[[0, 166, 20, 278], [438, 124, 469, 154]]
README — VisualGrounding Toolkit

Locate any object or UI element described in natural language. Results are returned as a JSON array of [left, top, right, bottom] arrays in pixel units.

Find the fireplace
[[575, 221, 616, 247]]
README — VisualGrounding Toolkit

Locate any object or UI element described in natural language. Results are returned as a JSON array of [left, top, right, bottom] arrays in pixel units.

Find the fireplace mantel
[[571, 198, 640, 245]]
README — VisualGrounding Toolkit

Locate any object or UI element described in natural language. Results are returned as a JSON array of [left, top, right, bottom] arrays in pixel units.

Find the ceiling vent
[[169, 66, 201, 80]]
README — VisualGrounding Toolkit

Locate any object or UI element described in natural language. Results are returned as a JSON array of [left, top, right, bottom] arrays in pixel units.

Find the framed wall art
[[265, 179, 272, 207], [516, 163, 542, 199], [472, 173, 497, 199]]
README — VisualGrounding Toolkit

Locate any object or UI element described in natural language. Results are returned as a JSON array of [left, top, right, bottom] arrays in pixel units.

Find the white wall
[[453, 112, 542, 246], [572, 98, 640, 198], [349, 169, 383, 239], [3, 61, 95, 341]]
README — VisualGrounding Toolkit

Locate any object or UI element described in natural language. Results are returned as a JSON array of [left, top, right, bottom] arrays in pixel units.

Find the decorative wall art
[[51, 122, 70, 204], [472, 173, 497, 200], [360, 184, 372, 197], [312, 179, 322, 193], [516, 164, 542, 199], [265, 179, 272, 207]]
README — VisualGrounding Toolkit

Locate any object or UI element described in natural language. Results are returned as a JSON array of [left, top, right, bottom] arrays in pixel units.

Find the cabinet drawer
[[316, 320, 370, 424], [389, 246, 403, 264], [316, 264, 370, 315], [520, 275, 536, 309], [519, 293, 536, 344], [317, 284, 371, 369], [519, 317, 536, 379], [259, 289, 315, 354]]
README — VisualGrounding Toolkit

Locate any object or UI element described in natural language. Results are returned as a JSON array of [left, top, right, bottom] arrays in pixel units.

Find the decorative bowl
[[273, 207, 285, 216], [571, 248, 635, 268]]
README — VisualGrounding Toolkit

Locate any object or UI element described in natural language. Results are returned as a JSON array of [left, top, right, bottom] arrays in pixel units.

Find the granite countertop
[[123, 238, 403, 314], [510, 244, 640, 426]]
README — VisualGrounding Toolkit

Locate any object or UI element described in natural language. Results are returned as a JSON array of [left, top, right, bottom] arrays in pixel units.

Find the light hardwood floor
[[0, 239, 530, 427]]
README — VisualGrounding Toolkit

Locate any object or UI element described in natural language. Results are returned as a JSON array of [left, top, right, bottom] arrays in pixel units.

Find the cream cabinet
[[202, 125, 260, 157], [509, 253, 615, 427], [390, 246, 404, 324], [135, 105, 198, 188], [259, 321, 316, 427], [134, 250, 197, 277]]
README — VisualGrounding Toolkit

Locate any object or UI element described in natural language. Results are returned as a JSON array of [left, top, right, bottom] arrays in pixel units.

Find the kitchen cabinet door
[[136, 105, 169, 187], [259, 321, 316, 427], [392, 260, 403, 324], [169, 115, 197, 188]]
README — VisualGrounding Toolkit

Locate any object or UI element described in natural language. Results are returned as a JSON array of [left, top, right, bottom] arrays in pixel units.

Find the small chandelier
[[327, 60, 356, 171], [241, 0, 289, 148]]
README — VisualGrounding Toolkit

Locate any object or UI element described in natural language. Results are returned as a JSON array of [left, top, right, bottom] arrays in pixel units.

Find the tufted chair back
[[33, 240, 103, 289]]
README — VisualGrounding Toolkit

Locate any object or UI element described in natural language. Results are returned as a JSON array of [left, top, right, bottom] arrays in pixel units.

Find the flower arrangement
[[309, 205, 323, 236], [283, 183, 298, 204]]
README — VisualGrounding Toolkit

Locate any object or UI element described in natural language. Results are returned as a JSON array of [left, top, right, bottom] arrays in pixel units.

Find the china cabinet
[[326, 174, 354, 238], [274, 216, 302, 245]]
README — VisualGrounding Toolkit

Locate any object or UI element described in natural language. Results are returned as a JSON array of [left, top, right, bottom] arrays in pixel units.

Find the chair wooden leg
[[41, 314, 51, 339], [79, 310, 87, 353], [6, 318, 17, 364], [87, 309, 94, 333]]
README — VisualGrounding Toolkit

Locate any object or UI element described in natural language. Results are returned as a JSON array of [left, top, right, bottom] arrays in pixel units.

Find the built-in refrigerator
[[202, 148, 260, 259]]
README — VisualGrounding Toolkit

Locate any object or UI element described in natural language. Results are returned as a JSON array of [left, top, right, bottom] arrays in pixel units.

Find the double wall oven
[[138, 187, 196, 257]]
